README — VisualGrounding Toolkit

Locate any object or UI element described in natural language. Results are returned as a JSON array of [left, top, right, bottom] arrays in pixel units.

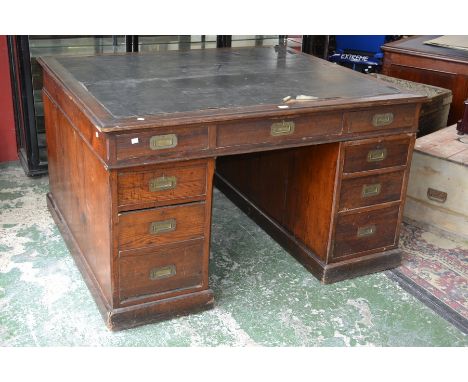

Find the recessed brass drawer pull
[[357, 225, 376, 238], [149, 265, 176, 280], [367, 148, 387, 162], [362, 183, 382, 198], [149, 218, 176, 234], [271, 121, 295, 136], [427, 188, 447, 203], [149, 176, 177, 192], [372, 113, 394, 127], [149, 134, 178, 150]]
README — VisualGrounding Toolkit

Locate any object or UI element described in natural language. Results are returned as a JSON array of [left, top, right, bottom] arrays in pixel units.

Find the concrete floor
[[0, 161, 467, 346]]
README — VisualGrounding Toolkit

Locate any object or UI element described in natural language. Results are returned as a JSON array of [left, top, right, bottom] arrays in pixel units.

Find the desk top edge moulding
[[38, 46, 427, 330]]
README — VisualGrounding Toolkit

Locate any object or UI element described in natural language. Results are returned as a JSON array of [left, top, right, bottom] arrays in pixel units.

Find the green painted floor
[[0, 161, 466, 346]]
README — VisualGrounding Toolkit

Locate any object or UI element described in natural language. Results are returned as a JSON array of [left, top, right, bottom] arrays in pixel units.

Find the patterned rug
[[388, 223, 468, 333]]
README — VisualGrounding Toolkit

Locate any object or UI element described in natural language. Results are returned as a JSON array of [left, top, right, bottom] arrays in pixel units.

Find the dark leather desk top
[[39, 47, 424, 131]]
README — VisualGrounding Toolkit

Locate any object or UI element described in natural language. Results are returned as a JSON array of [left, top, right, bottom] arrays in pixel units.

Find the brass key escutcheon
[[357, 225, 377, 238], [149, 218, 176, 234], [362, 183, 381, 198], [149, 134, 178, 150], [367, 148, 387, 162], [149, 176, 177, 192], [372, 112, 394, 127], [149, 265, 176, 280], [271, 121, 295, 136]]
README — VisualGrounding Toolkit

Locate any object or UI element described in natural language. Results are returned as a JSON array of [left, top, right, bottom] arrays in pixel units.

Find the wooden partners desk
[[382, 35, 468, 125], [38, 47, 425, 330]]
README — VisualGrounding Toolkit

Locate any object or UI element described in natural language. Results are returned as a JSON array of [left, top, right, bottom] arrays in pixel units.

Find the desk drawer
[[115, 125, 209, 162], [344, 104, 417, 133], [216, 113, 342, 148], [119, 239, 204, 303], [118, 202, 206, 251], [343, 136, 412, 173], [332, 206, 399, 260], [339, 171, 404, 211], [117, 160, 208, 210]]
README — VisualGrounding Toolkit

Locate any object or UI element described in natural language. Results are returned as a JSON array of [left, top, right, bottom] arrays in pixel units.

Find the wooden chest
[[404, 125, 468, 240], [38, 47, 425, 330]]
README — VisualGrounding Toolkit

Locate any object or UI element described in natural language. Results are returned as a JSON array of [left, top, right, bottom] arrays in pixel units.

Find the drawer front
[[118, 203, 206, 251], [119, 239, 204, 302], [339, 171, 405, 211], [333, 206, 399, 260], [115, 125, 209, 162], [343, 136, 411, 173], [117, 161, 208, 209], [216, 113, 342, 148], [344, 104, 417, 133]]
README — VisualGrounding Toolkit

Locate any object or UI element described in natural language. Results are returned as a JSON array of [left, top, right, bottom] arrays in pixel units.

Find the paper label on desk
[[131, 138, 139, 144]]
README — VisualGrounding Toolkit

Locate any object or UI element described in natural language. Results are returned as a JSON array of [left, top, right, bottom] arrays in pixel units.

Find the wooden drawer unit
[[344, 104, 417, 133], [216, 113, 342, 148], [332, 206, 400, 260], [338, 171, 405, 212], [343, 136, 412, 173], [119, 239, 205, 303], [118, 202, 206, 251], [117, 160, 209, 211], [115, 125, 209, 162]]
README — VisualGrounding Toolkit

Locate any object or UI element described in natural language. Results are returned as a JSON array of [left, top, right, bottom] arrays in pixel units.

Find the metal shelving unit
[[8, 35, 128, 175]]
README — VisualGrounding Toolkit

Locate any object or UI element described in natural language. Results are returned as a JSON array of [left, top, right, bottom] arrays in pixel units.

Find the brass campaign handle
[[149, 218, 176, 234], [367, 148, 387, 162], [271, 121, 295, 136], [357, 225, 376, 238], [362, 183, 382, 198], [149, 176, 177, 192], [150, 134, 178, 150], [372, 113, 394, 127], [149, 265, 176, 280]]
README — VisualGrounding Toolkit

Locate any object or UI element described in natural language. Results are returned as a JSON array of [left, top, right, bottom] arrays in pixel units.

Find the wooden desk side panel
[[43, 92, 113, 306], [42, 70, 109, 163], [284, 144, 340, 260]]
